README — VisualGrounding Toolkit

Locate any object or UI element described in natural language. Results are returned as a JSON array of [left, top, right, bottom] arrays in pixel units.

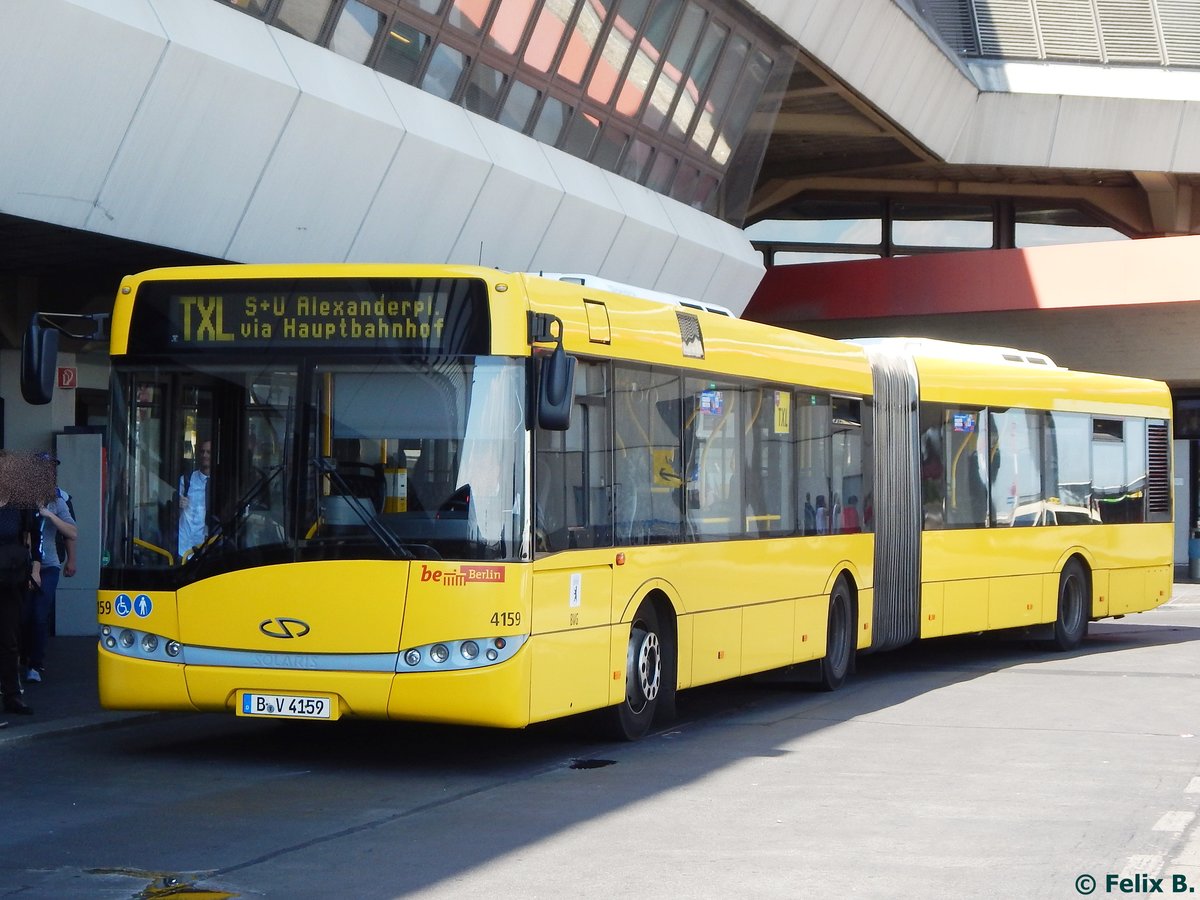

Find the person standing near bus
[[0, 452, 40, 715], [23, 452, 77, 684], [178, 438, 212, 561]]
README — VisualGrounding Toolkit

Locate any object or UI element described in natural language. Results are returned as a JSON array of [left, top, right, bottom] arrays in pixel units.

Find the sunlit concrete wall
[[0, 0, 763, 311]]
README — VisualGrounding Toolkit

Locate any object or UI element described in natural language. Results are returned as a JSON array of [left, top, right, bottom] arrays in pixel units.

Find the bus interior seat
[[335, 460, 386, 513], [328, 440, 386, 513]]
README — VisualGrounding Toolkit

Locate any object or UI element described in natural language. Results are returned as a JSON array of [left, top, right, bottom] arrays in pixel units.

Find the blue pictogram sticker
[[114, 594, 132, 617], [134, 594, 153, 618]]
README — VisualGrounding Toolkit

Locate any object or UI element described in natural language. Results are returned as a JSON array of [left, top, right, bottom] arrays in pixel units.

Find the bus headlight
[[99, 626, 182, 663], [395, 634, 527, 673]]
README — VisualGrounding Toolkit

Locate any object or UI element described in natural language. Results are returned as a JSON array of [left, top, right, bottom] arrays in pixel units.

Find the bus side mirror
[[21, 316, 59, 406], [537, 344, 575, 431]]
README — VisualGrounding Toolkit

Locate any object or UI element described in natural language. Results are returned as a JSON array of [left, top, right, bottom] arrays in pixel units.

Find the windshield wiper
[[313, 457, 415, 560]]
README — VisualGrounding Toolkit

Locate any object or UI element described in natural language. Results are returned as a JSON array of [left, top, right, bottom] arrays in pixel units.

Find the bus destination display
[[173, 293, 445, 346], [130, 278, 489, 354]]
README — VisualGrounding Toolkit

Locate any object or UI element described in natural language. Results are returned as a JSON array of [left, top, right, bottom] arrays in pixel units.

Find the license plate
[[237, 691, 337, 720]]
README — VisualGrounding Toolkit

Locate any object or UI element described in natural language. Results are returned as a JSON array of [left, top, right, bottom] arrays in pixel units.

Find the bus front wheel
[[818, 576, 854, 691], [609, 601, 665, 741], [1053, 559, 1089, 651]]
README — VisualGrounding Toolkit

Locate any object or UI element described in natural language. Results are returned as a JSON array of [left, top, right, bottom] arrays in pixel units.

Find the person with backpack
[[22, 452, 76, 685]]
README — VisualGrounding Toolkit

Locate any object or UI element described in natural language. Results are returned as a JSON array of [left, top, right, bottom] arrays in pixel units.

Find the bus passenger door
[[529, 365, 614, 722], [530, 554, 613, 722]]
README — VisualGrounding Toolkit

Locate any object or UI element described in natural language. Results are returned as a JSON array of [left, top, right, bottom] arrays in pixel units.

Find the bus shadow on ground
[[124, 613, 1200, 772], [90, 612, 1200, 898]]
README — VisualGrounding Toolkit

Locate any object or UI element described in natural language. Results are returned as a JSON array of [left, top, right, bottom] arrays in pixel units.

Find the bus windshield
[[104, 356, 529, 587]]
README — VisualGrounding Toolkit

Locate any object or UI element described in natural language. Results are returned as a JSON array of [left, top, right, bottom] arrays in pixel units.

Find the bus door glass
[[684, 376, 743, 541], [106, 364, 300, 579], [797, 393, 832, 535], [988, 408, 1044, 526], [742, 386, 796, 537], [1043, 411, 1094, 524], [613, 365, 683, 545], [534, 360, 612, 554], [122, 376, 179, 567], [942, 407, 988, 529], [831, 396, 864, 534]]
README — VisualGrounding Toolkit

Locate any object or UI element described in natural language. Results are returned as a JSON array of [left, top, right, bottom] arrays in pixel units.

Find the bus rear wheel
[[609, 601, 665, 741], [1053, 559, 1089, 651], [818, 576, 854, 691]]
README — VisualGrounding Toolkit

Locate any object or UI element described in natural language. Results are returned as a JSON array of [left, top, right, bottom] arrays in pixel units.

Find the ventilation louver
[[677, 312, 705, 359]]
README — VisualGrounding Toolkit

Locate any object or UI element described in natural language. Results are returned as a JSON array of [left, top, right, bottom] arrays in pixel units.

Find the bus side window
[[1092, 417, 1147, 524]]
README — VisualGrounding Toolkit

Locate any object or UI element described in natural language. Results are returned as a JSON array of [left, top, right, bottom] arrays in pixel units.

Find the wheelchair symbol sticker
[[115, 594, 132, 617]]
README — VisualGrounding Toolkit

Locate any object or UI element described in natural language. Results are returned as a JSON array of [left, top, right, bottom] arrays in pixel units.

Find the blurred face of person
[[198, 441, 212, 475]]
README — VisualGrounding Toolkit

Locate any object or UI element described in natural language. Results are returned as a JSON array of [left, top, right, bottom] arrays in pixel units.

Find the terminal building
[[3, 0, 1200, 623]]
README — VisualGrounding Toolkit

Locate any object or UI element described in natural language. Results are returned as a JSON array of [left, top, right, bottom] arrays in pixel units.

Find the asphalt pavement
[[5, 569, 1200, 744], [0, 633, 154, 743]]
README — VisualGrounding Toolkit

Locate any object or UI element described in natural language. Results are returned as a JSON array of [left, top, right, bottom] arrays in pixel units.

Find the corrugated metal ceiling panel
[[1035, 0, 1102, 60], [1158, 0, 1200, 65], [976, 0, 1042, 57], [918, 0, 1200, 67], [1096, 0, 1164, 63], [918, 0, 981, 53]]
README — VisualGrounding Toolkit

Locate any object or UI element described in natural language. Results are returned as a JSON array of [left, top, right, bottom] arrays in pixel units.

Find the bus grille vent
[[676, 312, 705, 359], [1147, 422, 1171, 521]]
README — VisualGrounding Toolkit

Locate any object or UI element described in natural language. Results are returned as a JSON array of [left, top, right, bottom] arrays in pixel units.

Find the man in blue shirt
[[23, 452, 76, 684], [178, 439, 211, 561]]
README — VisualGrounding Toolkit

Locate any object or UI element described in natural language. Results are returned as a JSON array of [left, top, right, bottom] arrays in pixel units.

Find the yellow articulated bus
[[22, 265, 1173, 740]]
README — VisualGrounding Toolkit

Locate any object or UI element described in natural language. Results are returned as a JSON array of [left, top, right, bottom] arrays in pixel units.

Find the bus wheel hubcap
[[628, 628, 660, 707]]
